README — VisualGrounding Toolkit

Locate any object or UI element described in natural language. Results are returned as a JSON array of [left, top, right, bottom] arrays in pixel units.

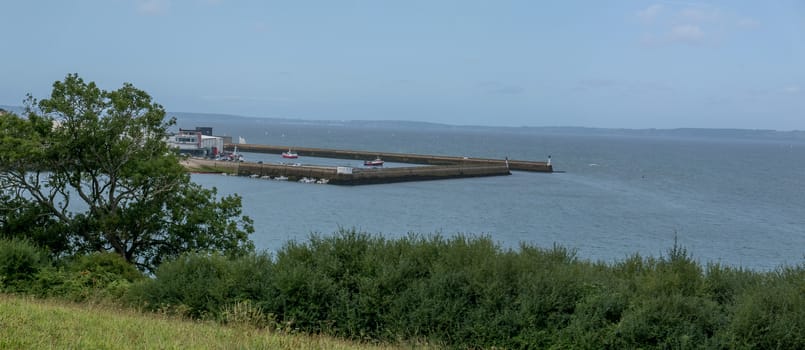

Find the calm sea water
[[184, 118, 805, 270]]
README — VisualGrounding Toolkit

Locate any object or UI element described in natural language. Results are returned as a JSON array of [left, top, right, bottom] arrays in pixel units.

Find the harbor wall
[[183, 159, 511, 185], [227, 144, 552, 172], [237, 162, 337, 180], [334, 164, 510, 185]]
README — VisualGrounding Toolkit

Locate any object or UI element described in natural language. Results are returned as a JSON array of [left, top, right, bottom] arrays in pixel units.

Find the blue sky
[[1, 1, 803, 130]]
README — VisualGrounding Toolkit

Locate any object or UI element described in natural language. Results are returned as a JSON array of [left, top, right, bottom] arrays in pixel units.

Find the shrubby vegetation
[[130, 230, 804, 349], [2, 229, 803, 348], [0, 238, 143, 302]]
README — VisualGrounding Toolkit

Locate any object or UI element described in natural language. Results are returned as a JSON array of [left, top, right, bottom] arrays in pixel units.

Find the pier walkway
[[181, 143, 552, 185], [183, 158, 512, 185], [226, 144, 553, 173]]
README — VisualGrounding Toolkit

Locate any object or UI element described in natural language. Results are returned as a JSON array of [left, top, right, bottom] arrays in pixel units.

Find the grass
[[0, 294, 412, 350]]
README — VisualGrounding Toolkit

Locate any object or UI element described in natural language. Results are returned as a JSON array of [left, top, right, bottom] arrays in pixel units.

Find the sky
[[1, 1, 804, 130]]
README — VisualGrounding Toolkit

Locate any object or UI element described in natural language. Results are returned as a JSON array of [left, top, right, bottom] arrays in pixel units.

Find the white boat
[[364, 156, 384, 166], [225, 146, 244, 162], [273, 175, 288, 181]]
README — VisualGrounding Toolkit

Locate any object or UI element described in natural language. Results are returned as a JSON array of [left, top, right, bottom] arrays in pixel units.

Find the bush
[[128, 251, 274, 319], [385, 235, 506, 346], [616, 293, 723, 348], [116, 231, 804, 349], [68, 252, 144, 283], [0, 238, 51, 292], [269, 230, 376, 335], [268, 230, 595, 348], [26, 252, 145, 302], [556, 288, 629, 349], [703, 263, 760, 306], [726, 266, 805, 349]]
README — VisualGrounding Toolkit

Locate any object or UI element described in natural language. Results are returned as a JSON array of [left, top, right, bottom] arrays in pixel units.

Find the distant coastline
[[3, 104, 803, 140], [167, 110, 805, 141]]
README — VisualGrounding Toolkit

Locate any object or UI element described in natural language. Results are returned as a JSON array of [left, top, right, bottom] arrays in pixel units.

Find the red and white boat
[[281, 149, 298, 159], [364, 157, 384, 166]]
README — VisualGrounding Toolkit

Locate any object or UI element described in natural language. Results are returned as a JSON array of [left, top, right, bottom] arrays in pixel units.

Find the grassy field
[[0, 295, 411, 350]]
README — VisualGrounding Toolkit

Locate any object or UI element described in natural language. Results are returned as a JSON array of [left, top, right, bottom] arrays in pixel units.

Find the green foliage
[[617, 293, 723, 348], [703, 263, 760, 306], [1, 243, 141, 302], [26, 252, 145, 302], [0, 196, 71, 256], [13, 230, 802, 349], [68, 252, 145, 283], [558, 288, 629, 349], [727, 265, 805, 349], [157, 183, 255, 268], [264, 230, 802, 349], [0, 74, 254, 271], [0, 238, 50, 291], [128, 251, 274, 319]]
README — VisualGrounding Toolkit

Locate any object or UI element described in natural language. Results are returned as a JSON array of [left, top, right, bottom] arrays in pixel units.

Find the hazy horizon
[[4, 104, 805, 134], [1, 1, 803, 130]]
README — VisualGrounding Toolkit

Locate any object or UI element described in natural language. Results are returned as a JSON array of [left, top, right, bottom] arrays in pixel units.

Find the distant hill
[[172, 111, 805, 142], [0, 105, 24, 115], [171, 112, 452, 129], [5, 106, 804, 141]]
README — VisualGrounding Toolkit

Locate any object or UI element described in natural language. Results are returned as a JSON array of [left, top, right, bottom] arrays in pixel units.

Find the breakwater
[[227, 144, 553, 172], [183, 158, 511, 185], [182, 143, 554, 185]]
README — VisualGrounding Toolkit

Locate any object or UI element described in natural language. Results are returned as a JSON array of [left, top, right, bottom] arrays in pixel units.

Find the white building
[[167, 128, 224, 157]]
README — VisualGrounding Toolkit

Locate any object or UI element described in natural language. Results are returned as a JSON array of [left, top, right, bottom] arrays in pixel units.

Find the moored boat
[[223, 146, 244, 161], [364, 157, 384, 166], [281, 148, 298, 159]]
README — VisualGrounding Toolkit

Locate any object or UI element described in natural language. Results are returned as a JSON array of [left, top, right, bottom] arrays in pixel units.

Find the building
[[167, 127, 224, 158], [196, 126, 213, 136]]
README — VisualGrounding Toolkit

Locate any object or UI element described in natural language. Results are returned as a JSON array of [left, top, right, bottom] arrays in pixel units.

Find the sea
[[178, 114, 805, 271]]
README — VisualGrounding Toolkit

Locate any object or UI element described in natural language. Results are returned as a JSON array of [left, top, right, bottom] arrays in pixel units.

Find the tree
[[0, 74, 254, 271]]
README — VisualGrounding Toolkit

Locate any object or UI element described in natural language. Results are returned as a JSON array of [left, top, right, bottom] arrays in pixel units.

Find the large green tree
[[0, 74, 253, 271]]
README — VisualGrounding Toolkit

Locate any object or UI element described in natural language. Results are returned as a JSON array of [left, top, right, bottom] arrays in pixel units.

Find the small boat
[[364, 157, 384, 166], [224, 146, 244, 162], [281, 148, 298, 159]]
